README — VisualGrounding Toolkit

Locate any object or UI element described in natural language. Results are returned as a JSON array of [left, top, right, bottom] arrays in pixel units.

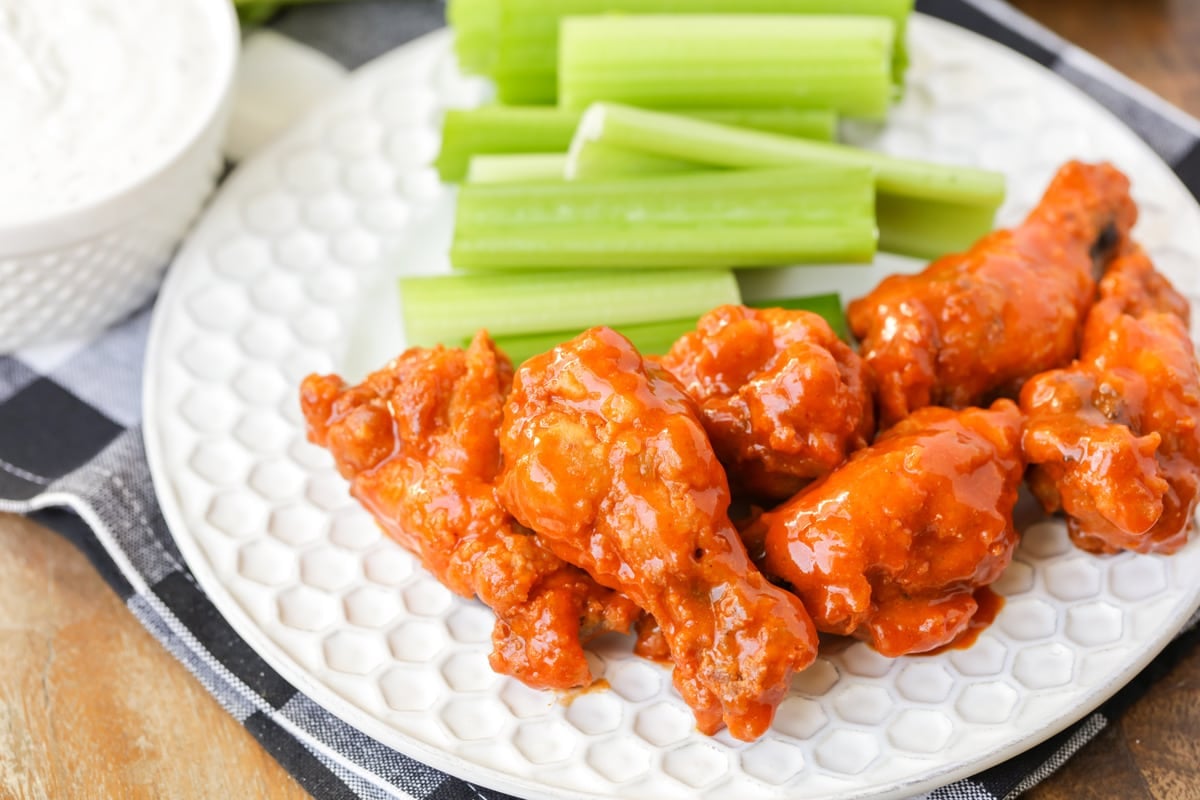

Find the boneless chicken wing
[[848, 161, 1137, 426], [751, 401, 1025, 657], [498, 327, 819, 740], [659, 305, 874, 502], [1021, 244, 1200, 554], [299, 332, 638, 690]]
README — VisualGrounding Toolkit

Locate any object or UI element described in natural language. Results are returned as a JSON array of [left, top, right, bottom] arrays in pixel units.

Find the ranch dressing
[[0, 0, 226, 226]]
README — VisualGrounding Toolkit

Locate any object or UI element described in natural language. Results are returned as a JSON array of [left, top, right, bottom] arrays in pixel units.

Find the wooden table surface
[[2, 1, 1199, 798]]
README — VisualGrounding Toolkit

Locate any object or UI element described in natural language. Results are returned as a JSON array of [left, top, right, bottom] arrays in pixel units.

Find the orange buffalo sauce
[[925, 586, 1006, 655]]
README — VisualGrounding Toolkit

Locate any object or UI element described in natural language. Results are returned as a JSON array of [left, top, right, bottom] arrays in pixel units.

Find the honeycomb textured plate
[[144, 18, 1200, 800]]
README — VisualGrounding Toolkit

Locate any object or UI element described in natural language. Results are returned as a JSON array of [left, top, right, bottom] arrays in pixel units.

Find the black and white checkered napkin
[[2, 1, 1199, 798]]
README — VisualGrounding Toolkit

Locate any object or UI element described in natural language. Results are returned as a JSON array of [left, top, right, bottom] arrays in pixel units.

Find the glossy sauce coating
[[1021, 244, 1200, 554], [925, 587, 1005, 655], [848, 161, 1137, 426], [659, 304, 874, 502], [753, 401, 1024, 657], [299, 332, 638, 690], [498, 327, 819, 740]]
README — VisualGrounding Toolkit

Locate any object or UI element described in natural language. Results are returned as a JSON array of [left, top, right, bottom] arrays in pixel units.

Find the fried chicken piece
[[658, 305, 874, 502], [299, 332, 638, 690], [1096, 242, 1191, 323], [1021, 244, 1200, 555], [498, 327, 819, 741], [848, 161, 1137, 426], [751, 401, 1024, 657], [632, 614, 672, 663]]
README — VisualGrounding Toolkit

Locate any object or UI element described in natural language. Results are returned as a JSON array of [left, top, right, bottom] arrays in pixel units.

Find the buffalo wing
[[300, 332, 638, 690], [752, 401, 1025, 657], [659, 304, 874, 502], [848, 161, 1136, 425], [498, 327, 819, 740], [1021, 244, 1200, 554]]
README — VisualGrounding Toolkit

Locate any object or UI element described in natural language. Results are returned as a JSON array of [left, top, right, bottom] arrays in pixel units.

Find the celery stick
[[448, 0, 501, 72], [400, 269, 740, 347], [435, 107, 580, 182], [467, 153, 568, 183], [571, 103, 1004, 256], [565, 142, 696, 180], [877, 194, 1002, 259], [559, 15, 893, 117], [697, 108, 836, 141], [435, 106, 836, 182], [469, 149, 692, 183], [485, 0, 913, 104], [451, 166, 877, 270], [575, 104, 1004, 205]]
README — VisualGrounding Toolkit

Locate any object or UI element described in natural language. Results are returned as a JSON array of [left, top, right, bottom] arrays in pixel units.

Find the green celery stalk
[[450, 166, 877, 270], [875, 194, 1003, 259], [467, 153, 569, 183], [466, 149, 691, 184], [573, 116, 840, 182], [436, 107, 580, 182], [558, 15, 894, 117], [573, 103, 1004, 205], [564, 142, 696, 180], [400, 269, 740, 347], [481, 0, 913, 104], [696, 108, 836, 141], [570, 103, 1005, 257], [448, 0, 501, 72], [435, 105, 836, 182]]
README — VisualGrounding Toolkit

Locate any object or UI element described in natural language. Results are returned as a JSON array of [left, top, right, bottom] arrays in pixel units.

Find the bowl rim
[[0, 0, 240, 253]]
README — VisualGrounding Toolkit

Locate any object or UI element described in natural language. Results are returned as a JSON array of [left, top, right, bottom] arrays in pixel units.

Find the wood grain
[[0, 513, 308, 800], [0, 2, 1197, 799], [1012, 0, 1200, 118]]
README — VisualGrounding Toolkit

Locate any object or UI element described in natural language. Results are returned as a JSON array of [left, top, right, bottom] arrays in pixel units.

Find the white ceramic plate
[[144, 17, 1200, 800]]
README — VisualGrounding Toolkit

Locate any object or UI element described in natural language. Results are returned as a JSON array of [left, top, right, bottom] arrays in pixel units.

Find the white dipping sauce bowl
[[0, 0, 239, 352]]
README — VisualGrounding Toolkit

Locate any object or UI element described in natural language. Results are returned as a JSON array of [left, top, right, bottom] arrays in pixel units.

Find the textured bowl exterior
[[0, 1, 237, 353], [145, 19, 1200, 800]]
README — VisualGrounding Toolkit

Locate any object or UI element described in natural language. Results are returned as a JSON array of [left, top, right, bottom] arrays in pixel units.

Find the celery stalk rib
[[578, 104, 1004, 205], [469, 149, 695, 183], [558, 15, 894, 117], [435, 106, 836, 182], [697, 108, 836, 141], [436, 107, 580, 182], [467, 153, 569, 183], [447, 0, 501, 72], [564, 143, 697, 181], [450, 166, 877, 270], [483, 0, 913, 104], [400, 269, 740, 347], [876, 194, 1003, 259], [571, 104, 1005, 256]]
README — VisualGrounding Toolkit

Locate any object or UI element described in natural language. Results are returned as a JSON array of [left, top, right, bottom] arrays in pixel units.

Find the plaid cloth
[[3, 1, 1200, 798]]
